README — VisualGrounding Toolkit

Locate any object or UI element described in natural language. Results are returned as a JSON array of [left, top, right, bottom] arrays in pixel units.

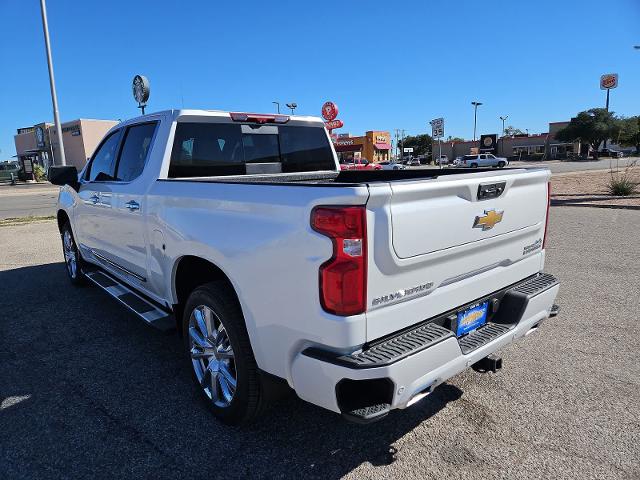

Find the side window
[[86, 131, 121, 181], [115, 123, 158, 182], [480, 155, 487, 159]]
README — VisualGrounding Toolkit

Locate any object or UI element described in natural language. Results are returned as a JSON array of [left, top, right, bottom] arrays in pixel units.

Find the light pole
[[39, 0, 66, 166], [272, 101, 280, 114], [286, 102, 297, 115], [499, 115, 508, 137], [499, 115, 508, 157], [471, 101, 482, 141]]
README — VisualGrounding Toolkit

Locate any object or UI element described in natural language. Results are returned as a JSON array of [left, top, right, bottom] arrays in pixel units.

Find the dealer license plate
[[456, 301, 489, 337]]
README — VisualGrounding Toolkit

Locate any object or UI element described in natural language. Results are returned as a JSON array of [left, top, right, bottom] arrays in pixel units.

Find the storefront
[[333, 131, 391, 163], [14, 118, 119, 175]]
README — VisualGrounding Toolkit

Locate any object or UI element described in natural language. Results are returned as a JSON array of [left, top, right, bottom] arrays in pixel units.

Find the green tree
[[617, 116, 640, 154], [399, 134, 433, 156], [446, 136, 465, 142], [555, 108, 619, 157], [504, 126, 525, 136]]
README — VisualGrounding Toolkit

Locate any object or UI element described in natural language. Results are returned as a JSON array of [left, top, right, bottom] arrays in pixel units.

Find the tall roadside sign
[[600, 73, 618, 147], [600, 73, 618, 111], [430, 118, 444, 168]]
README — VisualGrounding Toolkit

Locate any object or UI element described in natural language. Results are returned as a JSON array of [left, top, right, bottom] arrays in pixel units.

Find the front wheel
[[61, 222, 86, 286], [183, 281, 269, 425], [498, 161, 506, 168]]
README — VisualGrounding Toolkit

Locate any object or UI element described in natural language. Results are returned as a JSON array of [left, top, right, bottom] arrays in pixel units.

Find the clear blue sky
[[1, 0, 639, 158]]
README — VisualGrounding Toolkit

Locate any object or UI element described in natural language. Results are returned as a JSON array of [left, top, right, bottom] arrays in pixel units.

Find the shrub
[[33, 164, 46, 182], [607, 161, 638, 196]]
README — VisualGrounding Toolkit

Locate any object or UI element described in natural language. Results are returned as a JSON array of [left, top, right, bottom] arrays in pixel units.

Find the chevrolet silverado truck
[[49, 109, 559, 425]]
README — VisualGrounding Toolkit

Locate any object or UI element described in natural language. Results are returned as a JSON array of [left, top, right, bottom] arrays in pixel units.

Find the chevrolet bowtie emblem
[[473, 209, 504, 231]]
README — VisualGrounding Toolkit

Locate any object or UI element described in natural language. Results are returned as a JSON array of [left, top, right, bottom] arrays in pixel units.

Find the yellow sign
[[473, 210, 504, 231]]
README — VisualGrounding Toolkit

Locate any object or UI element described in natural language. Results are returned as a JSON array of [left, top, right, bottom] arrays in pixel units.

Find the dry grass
[[0, 215, 56, 227]]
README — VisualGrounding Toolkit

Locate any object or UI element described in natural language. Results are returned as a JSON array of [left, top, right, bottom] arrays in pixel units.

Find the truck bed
[[158, 167, 537, 186]]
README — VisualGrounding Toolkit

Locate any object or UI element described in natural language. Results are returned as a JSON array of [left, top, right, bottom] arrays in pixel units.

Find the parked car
[[407, 158, 421, 166], [50, 109, 558, 425], [340, 157, 382, 170], [0, 162, 21, 181], [598, 148, 624, 158], [459, 154, 509, 168], [378, 161, 406, 170], [452, 156, 463, 166]]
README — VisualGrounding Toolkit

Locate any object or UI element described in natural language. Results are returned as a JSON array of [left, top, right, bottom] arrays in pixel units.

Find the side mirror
[[48, 165, 79, 191]]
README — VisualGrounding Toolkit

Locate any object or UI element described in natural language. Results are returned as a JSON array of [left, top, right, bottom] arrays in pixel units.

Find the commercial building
[[14, 118, 118, 176], [432, 121, 581, 162], [333, 131, 391, 163]]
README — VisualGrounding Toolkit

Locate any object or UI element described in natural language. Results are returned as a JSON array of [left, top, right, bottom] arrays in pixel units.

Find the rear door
[[99, 121, 159, 288]]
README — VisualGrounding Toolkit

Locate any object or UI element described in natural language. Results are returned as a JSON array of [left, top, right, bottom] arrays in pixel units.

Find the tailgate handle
[[477, 181, 506, 200]]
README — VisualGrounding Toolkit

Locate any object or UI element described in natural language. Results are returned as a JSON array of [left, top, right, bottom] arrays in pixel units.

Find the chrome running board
[[85, 270, 174, 331]]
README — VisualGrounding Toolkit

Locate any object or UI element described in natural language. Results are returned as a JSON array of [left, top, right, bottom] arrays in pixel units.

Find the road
[[0, 182, 58, 220], [1, 206, 638, 479], [0, 158, 637, 220]]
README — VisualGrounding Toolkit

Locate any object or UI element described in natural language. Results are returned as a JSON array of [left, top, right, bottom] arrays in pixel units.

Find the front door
[[75, 129, 122, 260]]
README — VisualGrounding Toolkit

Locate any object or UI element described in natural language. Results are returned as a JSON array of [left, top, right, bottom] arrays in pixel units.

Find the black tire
[[61, 221, 86, 286], [470, 163, 478, 168], [498, 161, 506, 168], [183, 281, 268, 425]]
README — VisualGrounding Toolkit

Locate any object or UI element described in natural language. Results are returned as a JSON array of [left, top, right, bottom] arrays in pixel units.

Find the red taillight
[[311, 206, 367, 316], [230, 112, 290, 124], [542, 182, 551, 249]]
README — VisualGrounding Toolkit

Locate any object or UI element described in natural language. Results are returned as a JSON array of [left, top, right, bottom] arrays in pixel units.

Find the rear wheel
[[470, 163, 478, 168], [498, 161, 506, 168], [61, 222, 86, 286], [183, 281, 268, 425]]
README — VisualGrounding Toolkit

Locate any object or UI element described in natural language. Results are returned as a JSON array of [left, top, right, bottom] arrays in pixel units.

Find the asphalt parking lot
[[1, 206, 639, 480]]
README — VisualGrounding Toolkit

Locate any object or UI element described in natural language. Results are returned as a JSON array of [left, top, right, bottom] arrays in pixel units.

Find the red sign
[[322, 101, 338, 121], [324, 119, 344, 130], [600, 73, 618, 90]]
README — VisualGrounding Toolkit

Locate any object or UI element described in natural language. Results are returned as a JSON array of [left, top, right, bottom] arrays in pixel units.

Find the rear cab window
[[168, 121, 335, 178]]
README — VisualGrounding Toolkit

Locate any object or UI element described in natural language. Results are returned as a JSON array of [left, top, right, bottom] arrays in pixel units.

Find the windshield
[[169, 123, 335, 177]]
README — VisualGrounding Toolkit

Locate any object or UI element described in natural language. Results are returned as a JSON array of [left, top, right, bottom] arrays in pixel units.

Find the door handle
[[125, 200, 140, 211], [90, 194, 100, 204]]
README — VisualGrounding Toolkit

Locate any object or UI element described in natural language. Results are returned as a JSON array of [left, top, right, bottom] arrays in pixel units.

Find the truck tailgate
[[365, 168, 550, 341], [390, 169, 548, 258]]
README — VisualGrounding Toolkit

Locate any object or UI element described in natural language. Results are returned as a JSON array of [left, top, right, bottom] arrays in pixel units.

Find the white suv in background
[[460, 154, 509, 168]]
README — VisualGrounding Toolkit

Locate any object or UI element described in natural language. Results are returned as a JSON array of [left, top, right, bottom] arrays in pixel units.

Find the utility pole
[[471, 101, 482, 142], [39, 0, 66, 166]]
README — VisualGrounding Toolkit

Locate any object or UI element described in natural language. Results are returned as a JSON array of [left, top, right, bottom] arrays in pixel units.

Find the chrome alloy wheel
[[63, 229, 77, 278], [188, 305, 237, 407]]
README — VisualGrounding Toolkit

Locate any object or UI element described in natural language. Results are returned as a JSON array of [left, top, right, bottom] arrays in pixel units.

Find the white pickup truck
[[50, 109, 559, 425]]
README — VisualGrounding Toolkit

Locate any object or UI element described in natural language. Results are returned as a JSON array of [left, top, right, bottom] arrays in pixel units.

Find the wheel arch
[[57, 209, 70, 233], [171, 255, 242, 335]]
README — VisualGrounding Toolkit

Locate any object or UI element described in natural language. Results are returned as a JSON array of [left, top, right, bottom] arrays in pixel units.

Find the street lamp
[[499, 115, 508, 137], [286, 102, 297, 115], [499, 115, 508, 157], [272, 101, 280, 114], [39, 0, 66, 166], [471, 101, 482, 141]]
